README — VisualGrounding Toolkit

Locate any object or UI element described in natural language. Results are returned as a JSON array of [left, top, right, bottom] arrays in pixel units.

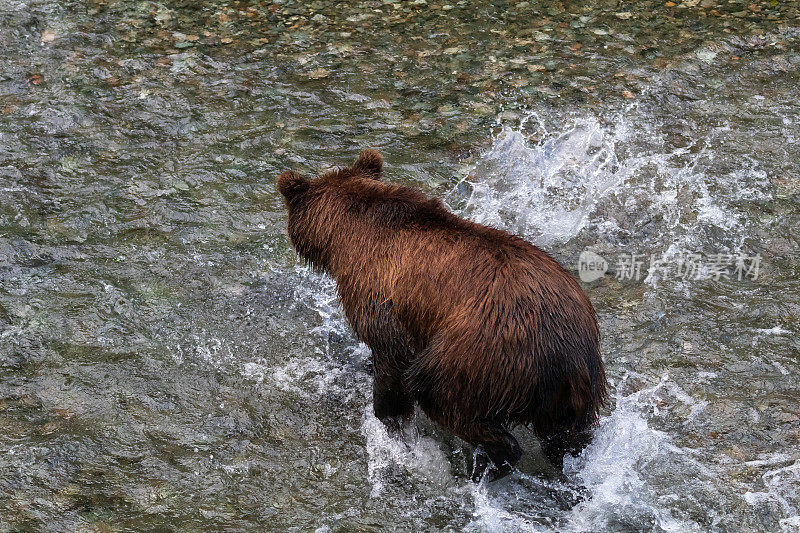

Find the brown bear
[[277, 149, 607, 481]]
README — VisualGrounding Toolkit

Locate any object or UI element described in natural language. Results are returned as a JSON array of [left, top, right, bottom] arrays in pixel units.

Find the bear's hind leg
[[538, 428, 594, 470], [407, 344, 522, 481], [461, 421, 522, 482]]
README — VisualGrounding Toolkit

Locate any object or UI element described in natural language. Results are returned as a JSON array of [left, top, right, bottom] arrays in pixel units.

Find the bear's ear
[[277, 170, 309, 199], [351, 148, 383, 179]]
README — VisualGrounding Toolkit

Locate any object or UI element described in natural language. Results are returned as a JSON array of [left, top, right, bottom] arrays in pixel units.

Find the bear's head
[[277, 149, 384, 268], [277, 148, 383, 201]]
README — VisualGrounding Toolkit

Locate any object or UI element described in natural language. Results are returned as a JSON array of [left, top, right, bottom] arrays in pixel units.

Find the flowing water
[[1, 0, 799, 531]]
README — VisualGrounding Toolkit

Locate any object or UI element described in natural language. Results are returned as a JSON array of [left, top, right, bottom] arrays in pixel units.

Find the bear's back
[[343, 183, 596, 353]]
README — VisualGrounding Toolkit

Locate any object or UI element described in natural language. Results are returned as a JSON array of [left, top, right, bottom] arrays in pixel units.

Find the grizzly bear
[[277, 149, 607, 481]]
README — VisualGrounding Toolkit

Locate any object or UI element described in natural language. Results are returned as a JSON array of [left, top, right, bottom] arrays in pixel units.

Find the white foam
[[292, 266, 351, 342], [462, 377, 709, 532], [745, 454, 796, 468], [743, 459, 800, 533], [758, 326, 792, 336], [467, 482, 550, 532], [773, 361, 791, 376], [271, 356, 345, 396], [242, 360, 270, 383], [187, 332, 231, 368]]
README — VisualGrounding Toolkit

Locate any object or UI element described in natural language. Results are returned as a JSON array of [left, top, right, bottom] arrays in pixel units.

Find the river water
[[1, 0, 799, 531]]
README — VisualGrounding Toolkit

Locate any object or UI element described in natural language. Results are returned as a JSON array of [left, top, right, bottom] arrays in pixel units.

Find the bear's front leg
[[463, 422, 522, 482], [341, 291, 415, 435], [373, 360, 414, 435]]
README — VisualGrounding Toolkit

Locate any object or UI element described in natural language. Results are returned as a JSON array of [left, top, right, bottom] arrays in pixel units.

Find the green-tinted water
[[1, 1, 799, 531]]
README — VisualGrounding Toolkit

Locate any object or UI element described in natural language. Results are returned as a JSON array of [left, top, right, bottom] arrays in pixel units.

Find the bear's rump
[[405, 311, 600, 434]]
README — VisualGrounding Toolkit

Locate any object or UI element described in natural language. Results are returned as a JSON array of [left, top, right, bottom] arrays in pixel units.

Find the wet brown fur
[[277, 149, 607, 479]]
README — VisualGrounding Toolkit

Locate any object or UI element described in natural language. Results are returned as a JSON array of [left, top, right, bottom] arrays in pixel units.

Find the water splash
[[362, 408, 453, 498], [452, 115, 632, 246], [462, 376, 707, 532], [562, 379, 704, 533], [451, 112, 765, 255]]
